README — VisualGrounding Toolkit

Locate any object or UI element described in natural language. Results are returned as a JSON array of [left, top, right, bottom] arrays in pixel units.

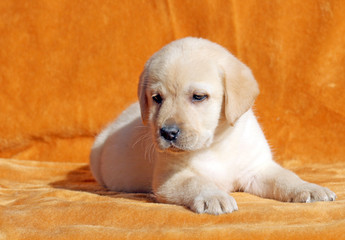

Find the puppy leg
[[154, 169, 238, 215], [246, 163, 336, 202]]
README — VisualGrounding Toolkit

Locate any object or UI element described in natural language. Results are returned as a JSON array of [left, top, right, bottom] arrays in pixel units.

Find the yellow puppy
[[90, 37, 336, 215]]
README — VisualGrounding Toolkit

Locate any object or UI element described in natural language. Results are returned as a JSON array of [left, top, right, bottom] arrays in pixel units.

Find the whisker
[[132, 135, 145, 149], [131, 129, 151, 149], [149, 142, 157, 163], [130, 125, 157, 163], [134, 125, 149, 130], [144, 143, 149, 161], [147, 142, 152, 163], [132, 132, 147, 148]]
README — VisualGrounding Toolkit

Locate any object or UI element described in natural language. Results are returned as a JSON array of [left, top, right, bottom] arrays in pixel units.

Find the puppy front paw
[[190, 189, 238, 215], [285, 183, 336, 203]]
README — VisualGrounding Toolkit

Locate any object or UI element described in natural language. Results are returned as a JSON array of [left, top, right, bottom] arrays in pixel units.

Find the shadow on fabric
[[49, 165, 157, 203]]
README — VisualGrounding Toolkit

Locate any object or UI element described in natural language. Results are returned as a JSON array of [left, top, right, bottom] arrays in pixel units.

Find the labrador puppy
[[90, 37, 336, 215]]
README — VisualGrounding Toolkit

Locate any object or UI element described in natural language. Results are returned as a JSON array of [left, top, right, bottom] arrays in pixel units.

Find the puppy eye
[[152, 94, 163, 104], [192, 94, 208, 102]]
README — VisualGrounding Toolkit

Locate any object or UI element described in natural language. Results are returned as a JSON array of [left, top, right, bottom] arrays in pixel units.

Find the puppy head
[[138, 37, 259, 153]]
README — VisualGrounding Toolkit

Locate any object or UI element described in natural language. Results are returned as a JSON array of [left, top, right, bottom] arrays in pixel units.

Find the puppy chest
[[190, 154, 236, 192]]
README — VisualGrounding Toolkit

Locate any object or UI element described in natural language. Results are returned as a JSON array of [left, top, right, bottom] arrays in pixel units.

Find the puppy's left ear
[[220, 55, 259, 125], [138, 68, 149, 125]]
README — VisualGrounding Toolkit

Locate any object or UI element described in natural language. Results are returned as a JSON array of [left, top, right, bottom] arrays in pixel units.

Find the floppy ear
[[220, 56, 259, 125], [138, 68, 149, 125]]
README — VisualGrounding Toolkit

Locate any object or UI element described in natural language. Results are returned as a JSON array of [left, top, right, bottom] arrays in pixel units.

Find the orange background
[[1, 0, 344, 164], [1, 1, 345, 239]]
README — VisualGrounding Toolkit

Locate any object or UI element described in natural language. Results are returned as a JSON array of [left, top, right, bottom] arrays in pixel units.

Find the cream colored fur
[[90, 37, 336, 215]]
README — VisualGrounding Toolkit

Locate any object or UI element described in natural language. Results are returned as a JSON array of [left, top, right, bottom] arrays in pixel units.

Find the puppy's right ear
[[138, 68, 149, 125], [220, 55, 259, 125]]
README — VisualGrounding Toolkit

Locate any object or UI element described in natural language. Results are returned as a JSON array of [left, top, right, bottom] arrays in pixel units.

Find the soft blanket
[[1, 158, 344, 239], [1, 0, 344, 239]]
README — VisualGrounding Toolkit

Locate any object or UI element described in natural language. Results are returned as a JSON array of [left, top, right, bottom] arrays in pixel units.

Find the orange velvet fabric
[[0, 0, 345, 239], [1, 158, 345, 239]]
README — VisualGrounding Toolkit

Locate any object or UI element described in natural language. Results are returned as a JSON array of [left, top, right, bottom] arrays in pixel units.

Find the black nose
[[160, 126, 180, 141]]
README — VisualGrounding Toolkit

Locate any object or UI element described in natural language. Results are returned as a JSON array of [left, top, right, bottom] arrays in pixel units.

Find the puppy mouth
[[157, 140, 186, 153], [166, 144, 185, 153]]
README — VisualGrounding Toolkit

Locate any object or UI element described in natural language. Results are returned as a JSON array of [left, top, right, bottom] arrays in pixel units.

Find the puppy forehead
[[149, 58, 222, 94]]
